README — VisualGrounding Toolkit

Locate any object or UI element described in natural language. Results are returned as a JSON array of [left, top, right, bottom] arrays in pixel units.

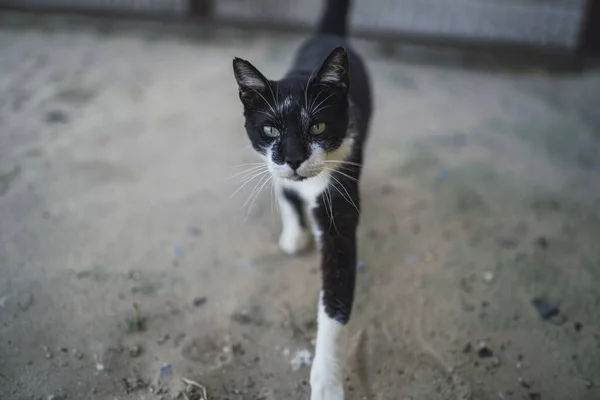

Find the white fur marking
[[277, 185, 311, 255], [310, 292, 345, 400]]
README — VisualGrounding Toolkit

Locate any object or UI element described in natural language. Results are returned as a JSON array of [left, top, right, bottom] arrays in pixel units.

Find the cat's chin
[[288, 175, 307, 182]]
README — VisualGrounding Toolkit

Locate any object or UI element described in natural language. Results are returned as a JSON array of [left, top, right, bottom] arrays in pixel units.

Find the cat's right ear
[[233, 57, 269, 107]]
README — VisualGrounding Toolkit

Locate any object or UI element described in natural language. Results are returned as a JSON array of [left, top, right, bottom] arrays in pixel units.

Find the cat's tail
[[317, 0, 351, 37]]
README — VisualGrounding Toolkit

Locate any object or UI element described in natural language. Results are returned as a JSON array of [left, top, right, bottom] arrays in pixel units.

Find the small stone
[[535, 236, 548, 250], [519, 377, 532, 389], [462, 343, 472, 353], [357, 261, 366, 271], [529, 393, 542, 400], [157, 334, 170, 345], [585, 380, 593, 389], [45, 110, 69, 124], [483, 272, 494, 283], [128, 345, 142, 358], [160, 363, 172, 378], [123, 377, 147, 393], [516, 362, 522, 369], [549, 314, 568, 326], [96, 363, 105, 371], [173, 333, 186, 347], [172, 246, 183, 258], [42, 346, 53, 359], [491, 357, 501, 367], [574, 322, 583, 332], [72, 349, 83, 359], [188, 226, 202, 237], [477, 341, 493, 358], [531, 297, 559, 320], [497, 237, 517, 249], [192, 296, 207, 307]]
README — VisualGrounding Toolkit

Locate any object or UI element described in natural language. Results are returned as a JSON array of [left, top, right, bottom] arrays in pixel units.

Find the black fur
[[283, 188, 307, 229], [233, 0, 371, 325]]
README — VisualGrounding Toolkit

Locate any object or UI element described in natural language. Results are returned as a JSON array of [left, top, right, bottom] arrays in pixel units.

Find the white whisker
[[325, 168, 358, 182], [222, 165, 267, 181], [245, 175, 272, 220], [228, 169, 270, 200], [329, 174, 360, 214], [243, 171, 271, 208], [322, 160, 363, 167], [250, 88, 277, 117]]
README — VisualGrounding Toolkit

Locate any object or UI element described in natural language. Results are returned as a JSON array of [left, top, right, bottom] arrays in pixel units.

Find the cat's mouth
[[288, 172, 307, 182]]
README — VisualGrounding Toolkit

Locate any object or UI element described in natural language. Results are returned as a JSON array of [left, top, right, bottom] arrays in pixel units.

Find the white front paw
[[310, 376, 344, 400], [279, 228, 311, 255]]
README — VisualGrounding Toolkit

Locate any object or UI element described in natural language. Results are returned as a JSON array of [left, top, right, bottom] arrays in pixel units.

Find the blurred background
[[0, 1, 599, 400]]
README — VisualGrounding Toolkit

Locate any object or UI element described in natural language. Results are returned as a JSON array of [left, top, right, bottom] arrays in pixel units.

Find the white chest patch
[[279, 171, 331, 208]]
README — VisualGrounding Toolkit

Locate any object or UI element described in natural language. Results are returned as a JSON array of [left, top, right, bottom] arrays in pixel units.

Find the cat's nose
[[286, 157, 303, 171]]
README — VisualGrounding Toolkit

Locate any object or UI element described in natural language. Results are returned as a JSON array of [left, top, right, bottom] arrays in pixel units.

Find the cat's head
[[233, 47, 351, 182]]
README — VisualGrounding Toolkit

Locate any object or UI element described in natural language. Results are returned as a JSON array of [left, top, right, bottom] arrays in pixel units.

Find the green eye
[[263, 126, 280, 138], [309, 122, 326, 135]]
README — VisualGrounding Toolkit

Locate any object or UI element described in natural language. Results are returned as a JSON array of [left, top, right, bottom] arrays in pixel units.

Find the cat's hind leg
[[277, 187, 312, 255]]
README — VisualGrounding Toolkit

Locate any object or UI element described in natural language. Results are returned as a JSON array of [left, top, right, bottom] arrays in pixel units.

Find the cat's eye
[[263, 126, 280, 138], [309, 122, 326, 135]]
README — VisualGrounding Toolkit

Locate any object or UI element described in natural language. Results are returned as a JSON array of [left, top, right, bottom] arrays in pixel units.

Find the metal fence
[[0, 0, 590, 50]]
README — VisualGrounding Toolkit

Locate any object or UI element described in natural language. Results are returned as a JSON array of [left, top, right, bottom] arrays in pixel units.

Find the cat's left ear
[[233, 57, 270, 106], [315, 46, 349, 91]]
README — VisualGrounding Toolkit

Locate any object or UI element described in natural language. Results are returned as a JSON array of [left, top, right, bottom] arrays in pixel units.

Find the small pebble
[[45, 110, 69, 124], [519, 377, 531, 389], [483, 272, 494, 283], [535, 236, 548, 250], [357, 261, 366, 271], [462, 343, 472, 354], [72, 349, 84, 359], [531, 297, 559, 320], [549, 314, 568, 326], [42, 346, 53, 359], [585, 380, 593, 389], [574, 322, 582, 332], [477, 341, 493, 358], [172, 246, 183, 258], [188, 226, 202, 237], [193, 296, 207, 307], [128, 345, 142, 358], [95, 363, 105, 371], [157, 334, 170, 345], [160, 363, 172, 378], [497, 237, 517, 249]]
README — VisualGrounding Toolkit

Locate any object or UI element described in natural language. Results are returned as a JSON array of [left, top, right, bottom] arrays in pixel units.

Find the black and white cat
[[232, 0, 372, 398]]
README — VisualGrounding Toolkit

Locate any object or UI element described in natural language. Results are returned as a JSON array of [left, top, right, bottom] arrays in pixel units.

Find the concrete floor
[[1, 15, 600, 400]]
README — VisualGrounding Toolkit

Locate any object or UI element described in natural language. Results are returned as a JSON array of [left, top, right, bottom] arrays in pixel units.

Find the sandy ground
[[1, 14, 600, 400]]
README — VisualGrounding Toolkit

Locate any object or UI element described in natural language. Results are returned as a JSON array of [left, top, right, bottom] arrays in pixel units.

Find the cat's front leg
[[277, 187, 312, 255], [310, 201, 358, 400]]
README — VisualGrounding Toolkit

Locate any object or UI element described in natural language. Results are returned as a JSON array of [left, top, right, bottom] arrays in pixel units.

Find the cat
[[232, 0, 372, 399]]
